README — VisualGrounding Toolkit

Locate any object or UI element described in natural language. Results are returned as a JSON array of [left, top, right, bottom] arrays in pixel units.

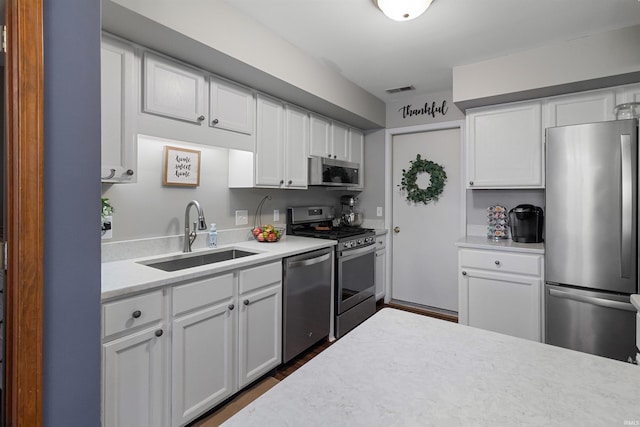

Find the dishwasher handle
[[287, 251, 331, 269]]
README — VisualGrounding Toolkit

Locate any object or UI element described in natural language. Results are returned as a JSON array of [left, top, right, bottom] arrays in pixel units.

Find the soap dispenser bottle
[[208, 223, 217, 248]]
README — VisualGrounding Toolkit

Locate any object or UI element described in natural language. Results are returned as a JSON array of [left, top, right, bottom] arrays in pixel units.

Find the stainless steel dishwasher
[[282, 247, 333, 363]]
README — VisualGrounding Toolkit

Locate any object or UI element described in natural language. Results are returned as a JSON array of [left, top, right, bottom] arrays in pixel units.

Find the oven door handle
[[340, 244, 375, 259]]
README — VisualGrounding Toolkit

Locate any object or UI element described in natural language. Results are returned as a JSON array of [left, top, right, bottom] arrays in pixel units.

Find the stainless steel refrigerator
[[545, 118, 639, 362]]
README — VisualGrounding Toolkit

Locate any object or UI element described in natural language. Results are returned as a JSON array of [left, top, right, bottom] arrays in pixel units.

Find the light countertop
[[101, 236, 336, 301], [223, 308, 640, 426], [456, 235, 544, 254], [632, 294, 640, 311]]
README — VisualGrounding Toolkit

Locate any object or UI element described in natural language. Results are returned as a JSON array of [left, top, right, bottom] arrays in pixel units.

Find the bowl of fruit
[[252, 224, 284, 243]]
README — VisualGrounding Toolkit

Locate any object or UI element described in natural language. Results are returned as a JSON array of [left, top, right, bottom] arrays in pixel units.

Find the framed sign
[[163, 145, 201, 186]]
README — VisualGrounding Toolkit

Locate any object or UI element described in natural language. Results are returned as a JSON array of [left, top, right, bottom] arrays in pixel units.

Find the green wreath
[[398, 154, 447, 205]]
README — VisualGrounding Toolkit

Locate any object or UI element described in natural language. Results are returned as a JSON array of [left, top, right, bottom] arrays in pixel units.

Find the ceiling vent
[[385, 85, 415, 94]]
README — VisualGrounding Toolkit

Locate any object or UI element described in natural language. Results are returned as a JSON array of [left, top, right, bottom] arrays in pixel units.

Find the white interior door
[[391, 127, 462, 312]]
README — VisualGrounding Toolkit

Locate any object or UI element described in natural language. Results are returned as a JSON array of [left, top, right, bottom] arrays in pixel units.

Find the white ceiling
[[223, 0, 640, 102]]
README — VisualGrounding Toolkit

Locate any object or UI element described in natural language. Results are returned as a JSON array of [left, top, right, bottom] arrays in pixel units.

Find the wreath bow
[[398, 154, 447, 205]]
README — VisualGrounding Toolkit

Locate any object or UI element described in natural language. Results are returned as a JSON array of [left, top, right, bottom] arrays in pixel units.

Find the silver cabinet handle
[[243, 299, 250, 306], [126, 169, 134, 176], [155, 329, 164, 337], [228, 304, 234, 310], [102, 169, 116, 180], [288, 180, 292, 185], [462, 271, 467, 276], [393, 226, 400, 233], [469, 181, 474, 186], [132, 310, 141, 319], [494, 260, 500, 265], [211, 118, 219, 125], [197, 115, 205, 122]]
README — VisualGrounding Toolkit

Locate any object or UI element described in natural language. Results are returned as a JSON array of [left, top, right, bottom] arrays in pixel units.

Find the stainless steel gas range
[[287, 206, 376, 339]]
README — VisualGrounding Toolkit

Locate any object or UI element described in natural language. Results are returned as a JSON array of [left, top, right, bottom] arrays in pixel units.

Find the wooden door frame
[[5, 0, 44, 425]]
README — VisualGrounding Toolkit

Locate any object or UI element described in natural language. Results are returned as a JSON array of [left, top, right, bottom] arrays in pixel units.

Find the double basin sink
[[138, 248, 259, 272]]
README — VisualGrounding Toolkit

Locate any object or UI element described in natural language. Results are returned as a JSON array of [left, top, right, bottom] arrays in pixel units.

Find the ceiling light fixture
[[374, 0, 433, 21]]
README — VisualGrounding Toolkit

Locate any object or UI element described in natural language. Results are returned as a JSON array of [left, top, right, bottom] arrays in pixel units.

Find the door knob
[[393, 226, 400, 233]]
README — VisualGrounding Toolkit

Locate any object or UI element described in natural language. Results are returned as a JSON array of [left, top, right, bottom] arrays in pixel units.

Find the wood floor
[[190, 302, 457, 426]]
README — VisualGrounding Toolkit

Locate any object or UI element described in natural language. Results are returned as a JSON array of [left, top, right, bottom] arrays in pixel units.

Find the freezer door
[[545, 284, 637, 361], [546, 119, 638, 294]]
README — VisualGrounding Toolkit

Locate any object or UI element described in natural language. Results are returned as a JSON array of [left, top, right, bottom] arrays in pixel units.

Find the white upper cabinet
[[466, 101, 543, 189], [283, 104, 309, 189], [615, 83, 640, 105], [331, 121, 350, 161], [254, 95, 309, 189], [143, 52, 207, 124], [309, 113, 331, 158], [255, 94, 285, 187], [208, 75, 255, 135], [101, 34, 137, 183], [544, 90, 615, 128]]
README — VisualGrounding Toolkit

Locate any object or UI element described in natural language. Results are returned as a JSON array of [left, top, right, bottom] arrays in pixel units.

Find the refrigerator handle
[[620, 134, 632, 279], [548, 288, 635, 312]]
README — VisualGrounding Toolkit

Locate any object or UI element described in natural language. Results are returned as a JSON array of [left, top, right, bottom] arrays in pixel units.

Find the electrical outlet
[[235, 210, 249, 226], [376, 206, 383, 217], [273, 209, 280, 222]]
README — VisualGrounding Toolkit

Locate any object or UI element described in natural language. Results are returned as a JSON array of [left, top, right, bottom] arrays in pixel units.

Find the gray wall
[[43, 0, 102, 424], [102, 135, 362, 242]]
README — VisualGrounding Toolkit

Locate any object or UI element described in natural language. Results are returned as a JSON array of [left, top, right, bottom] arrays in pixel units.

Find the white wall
[[453, 25, 640, 110]]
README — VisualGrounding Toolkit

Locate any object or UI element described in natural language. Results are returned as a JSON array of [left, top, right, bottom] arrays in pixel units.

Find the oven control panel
[[339, 235, 375, 251]]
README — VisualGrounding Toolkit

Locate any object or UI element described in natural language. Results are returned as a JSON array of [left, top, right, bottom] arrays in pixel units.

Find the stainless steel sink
[[139, 249, 259, 272]]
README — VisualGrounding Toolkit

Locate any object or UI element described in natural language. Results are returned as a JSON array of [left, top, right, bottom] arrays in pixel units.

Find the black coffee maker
[[508, 205, 544, 243]]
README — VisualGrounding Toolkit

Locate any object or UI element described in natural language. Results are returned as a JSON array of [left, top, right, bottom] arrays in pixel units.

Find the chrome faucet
[[183, 200, 207, 252]]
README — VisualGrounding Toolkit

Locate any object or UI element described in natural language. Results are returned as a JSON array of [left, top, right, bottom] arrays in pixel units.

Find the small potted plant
[[101, 198, 114, 239]]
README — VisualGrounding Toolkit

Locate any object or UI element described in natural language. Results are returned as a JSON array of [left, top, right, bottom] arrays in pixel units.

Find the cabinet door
[[143, 52, 206, 124], [255, 95, 285, 187], [544, 90, 615, 128], [284, 104, 309, 189], [467, 101, 543, 188], [616, 83, 640, 105], [459, 269, 541, 342], [238, 283, 282, 388], [101, 35, 137, 183], [209, 76, 254, 135], [171, 301, 235, 426], [331, 122, 350, 161], [103, 326, 167, 427], [309, 114, 331, 158]]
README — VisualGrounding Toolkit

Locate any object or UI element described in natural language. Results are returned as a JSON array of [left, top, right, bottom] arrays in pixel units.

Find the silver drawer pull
[[494, 260, 500, 265], [132, 310, 142, 319]]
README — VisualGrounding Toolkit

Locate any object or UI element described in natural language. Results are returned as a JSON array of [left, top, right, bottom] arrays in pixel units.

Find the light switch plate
[[273, 209, 280, 222], [376, 207, 383, 217], [235, 210, 249, 225]]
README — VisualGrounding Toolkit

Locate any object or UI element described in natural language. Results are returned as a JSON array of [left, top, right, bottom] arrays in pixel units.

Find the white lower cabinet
[[458, 248, 543, 342], [171, 273, 235, 427], [102, 261, 283, 427]]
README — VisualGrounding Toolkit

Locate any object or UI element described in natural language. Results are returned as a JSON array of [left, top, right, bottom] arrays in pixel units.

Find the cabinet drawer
[[460, 249, 541, 276], [173, 273, 234, 316], [103, 290, 164, 339], [239, 261, 281, 294], [375, 235, 386, 250]]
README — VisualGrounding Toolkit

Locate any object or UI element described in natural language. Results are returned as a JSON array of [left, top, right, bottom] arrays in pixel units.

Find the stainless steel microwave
[[308, 156, 360, 187]]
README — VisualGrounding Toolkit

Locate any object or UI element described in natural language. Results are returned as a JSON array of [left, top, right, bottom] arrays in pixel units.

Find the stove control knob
[[357, 239, 363, 245]]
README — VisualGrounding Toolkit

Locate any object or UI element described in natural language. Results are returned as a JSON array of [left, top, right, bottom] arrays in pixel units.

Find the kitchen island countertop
[[102, 236, 336, 301], [223, 308, 639, 426]]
